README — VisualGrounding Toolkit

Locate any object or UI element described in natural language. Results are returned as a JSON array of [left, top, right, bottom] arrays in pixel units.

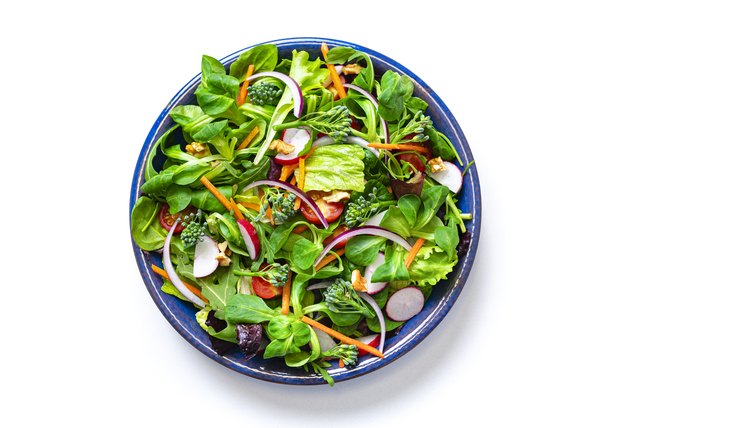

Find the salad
[[130, 42, 472, 385]]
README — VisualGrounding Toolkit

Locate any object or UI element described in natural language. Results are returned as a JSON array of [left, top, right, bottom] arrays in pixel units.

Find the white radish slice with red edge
[[193, 235, 220, 278], [275, 128, 311, 165], [386, 287, 424, 322], [428, 161, 463, 194], [355, 334, 381, 357], [163, 221, 205, 308], [314, 328, 337, 352], [236, 219, 260, 260], [364, 253, 387, 294], [364, 210, 386, 227]]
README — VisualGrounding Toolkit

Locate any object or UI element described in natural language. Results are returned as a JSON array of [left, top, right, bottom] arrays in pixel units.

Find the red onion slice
[[312, 135, 379, 156], [358, 292, 386, 354], [242, 179, 328, 228], [343, 83, 390, 145], [313, 226, 412, 267], [245, 71, 304, 117], [163, 221, 206, 308]]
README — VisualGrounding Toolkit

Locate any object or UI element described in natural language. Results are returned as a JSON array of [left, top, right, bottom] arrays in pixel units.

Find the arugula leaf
[[229, 44, 278, 78], [131, 196, 167, 251], [345, 235, 385, 266], [377, 70, 414, 122], [225, 294, 277, 324], [197, 264, 238, 312]]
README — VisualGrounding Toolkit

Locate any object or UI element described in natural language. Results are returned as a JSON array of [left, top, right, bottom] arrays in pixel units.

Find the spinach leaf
[[195, 88, 235, 117], [141, 168, 174, 197], [130, 196, 167, 251], [206, 74, 239, 99], [225, 294, 277, 324], [268, 221, 299, 255], [324, 47, 356, 64], [268, 315, 295, 339], [345, 235, 385, 266], [414, 184, 450, 230], [229, 44, 278, 78], [172, 163, 211, 186], [264, 336, 299, 359], [145, 125, 178, 181], [191, 186, 232, 212], [380, 206, 411, 238], [292, 238, 322, 271], [371, 245, 409, 283], [201, 55, 226, 86], [285, 351, 312, 367], [398, 194, 421, 228], [377, 70, 414, 122], [169, 105, 205, 127], [426, 125, 459, 162], [434, 224, 459, 260], [166, 184, 191, 214], [191, 119, 227, 141], [406, 97, 429, 114]]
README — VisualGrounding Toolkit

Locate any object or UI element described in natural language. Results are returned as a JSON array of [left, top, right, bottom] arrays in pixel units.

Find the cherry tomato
[[396, 153, 426, 173], [323, 225, 350, 249], [252, 276, 282, 299], [300, 200, 345, 225], [158, 205, 196, 234]]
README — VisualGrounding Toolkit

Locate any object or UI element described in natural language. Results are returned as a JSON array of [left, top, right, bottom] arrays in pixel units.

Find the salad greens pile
[[131, 42, 472, 385]]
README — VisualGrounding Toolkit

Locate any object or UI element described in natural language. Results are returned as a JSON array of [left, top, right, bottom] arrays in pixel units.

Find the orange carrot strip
[[367, 143, 431, 154], [279, 164, 297, 182], [236, 64, 255, 106], [239, 202, 261, 212], [281, 278, 292, 315], [199, 176, 233, 212], [298, 157, 306, 190], [315, 248, 346, 270], [230, 197, 244, 221], [289, 176, 297, 186], [266, 207, 274, 225], [339, 359, 345, 368], [151, 264, 209, 303], [301, 316, 384, 358], [321, 42, 347, 99], [237, 125, 260, 150], [404, 238, 425, 269], [292, 225, 307, 234]]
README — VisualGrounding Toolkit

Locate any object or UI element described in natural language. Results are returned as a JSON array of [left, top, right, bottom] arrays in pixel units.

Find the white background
[[2, 1, 749, 426]]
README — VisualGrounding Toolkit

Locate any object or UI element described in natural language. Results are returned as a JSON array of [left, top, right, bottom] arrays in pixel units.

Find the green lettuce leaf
[[297, 144, 365, 192], [407, 245, 458, 287]]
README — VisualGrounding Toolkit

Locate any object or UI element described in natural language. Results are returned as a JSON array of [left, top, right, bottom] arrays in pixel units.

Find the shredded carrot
[[292, 225, 307, 234], [237, 125, 260, 150], [230, 197, 244, 221], [404, 238, 425, 269], [266, 207, 274, 225], [321, 42, 347, 99], [239, 201, 261, 212], [279, 164, 297, 181], [298, 157, 306, 191], [199, 176, 233, 212], [289, 176, 297, 186], [151, 264, 209, 303], [301, 316, 384, 358], [367, 143, 431, 154], [236, 64, 255, 106], [281, 277, 292, 315], [315, 248, 346, 270], [339, 359, 345, 368]]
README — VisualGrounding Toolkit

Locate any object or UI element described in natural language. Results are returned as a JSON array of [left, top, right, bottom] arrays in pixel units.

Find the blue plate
[[130, 37, 481, 385]]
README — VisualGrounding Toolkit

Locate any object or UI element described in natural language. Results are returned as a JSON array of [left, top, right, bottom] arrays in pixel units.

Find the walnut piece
[[269, 139, 295, 155], [428, 157, 447, 173]]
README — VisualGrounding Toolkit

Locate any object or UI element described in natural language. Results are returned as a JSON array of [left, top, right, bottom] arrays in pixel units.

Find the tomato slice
[[252, 276, 282, 299], [323, 225, 350, 249], [158, 205, 196, 234], [301, 200, 344, 225], [396, 153, 426, 173]]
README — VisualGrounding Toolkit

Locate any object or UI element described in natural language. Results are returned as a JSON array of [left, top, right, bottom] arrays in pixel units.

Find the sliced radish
[[358, 292, 385, 354], [236, 219, 260, 260], [314, 328, 337, 352], [355, 334, 381, 357], [364, 253, 387, 294], [364, 210, 386, 227], [275, 127, 311, 165], [428, 161, 463, 194], [193, 235, 220, 278], [385, 287, 424, 322], [245, 71, 304, 117], [163, 222, 205, 308]]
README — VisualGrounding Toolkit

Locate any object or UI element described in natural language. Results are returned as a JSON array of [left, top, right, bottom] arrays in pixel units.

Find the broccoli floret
[[274, 105, 352, 143], [247, 81, 283, 106], [323, 278, 374, 317], [322, 344, 359, 367], [234, 262, 290, 288], [180, 211, 207, 248], [343, 184, 396, 228], [260, 187, 296, 224], [390, 111, 432, 145]]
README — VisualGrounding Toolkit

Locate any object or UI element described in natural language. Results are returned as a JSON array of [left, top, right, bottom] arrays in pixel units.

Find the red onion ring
[[313, 226, 412, 267], [242, 179, 328, 228]]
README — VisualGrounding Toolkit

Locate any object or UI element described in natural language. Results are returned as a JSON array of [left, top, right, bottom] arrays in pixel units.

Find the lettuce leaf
[[407, 245, 458, 287], [298, 144, 365, 192]]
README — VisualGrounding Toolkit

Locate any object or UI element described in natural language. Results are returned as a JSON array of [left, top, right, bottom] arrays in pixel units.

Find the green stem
[[273, 120, 304, 131]]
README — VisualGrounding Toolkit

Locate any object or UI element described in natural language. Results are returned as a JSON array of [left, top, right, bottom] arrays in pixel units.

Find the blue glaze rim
[[129, 37, 481, 385]]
